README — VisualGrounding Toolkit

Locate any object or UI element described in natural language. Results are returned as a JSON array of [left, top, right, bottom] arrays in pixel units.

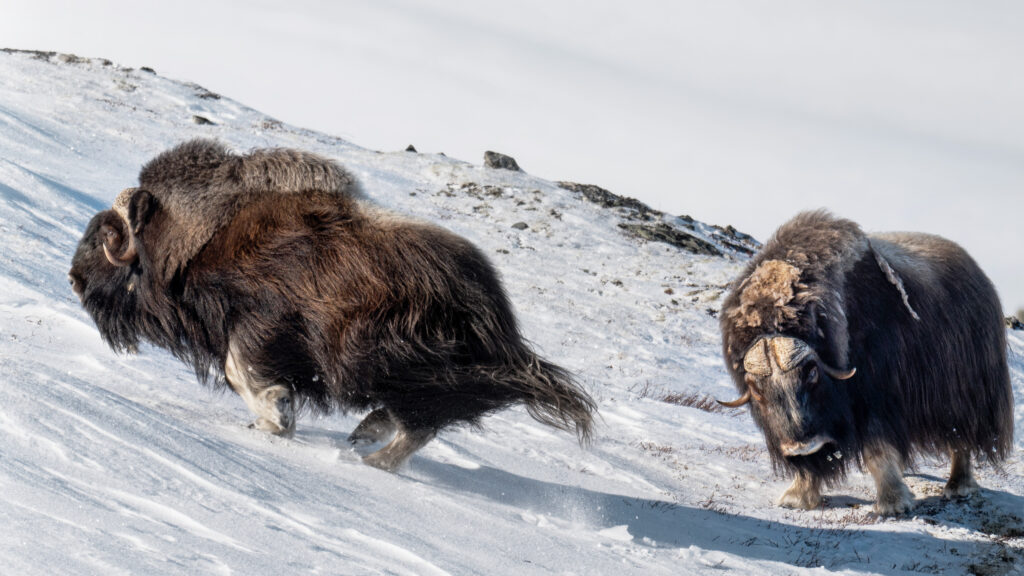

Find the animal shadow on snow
[[906, 473, 1024, 540], [411, 459, 1021, 573]]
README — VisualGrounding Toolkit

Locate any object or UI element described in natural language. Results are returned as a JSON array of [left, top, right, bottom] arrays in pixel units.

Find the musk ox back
[[69, 139, 595, 471], [719, 210, 1012, 515]]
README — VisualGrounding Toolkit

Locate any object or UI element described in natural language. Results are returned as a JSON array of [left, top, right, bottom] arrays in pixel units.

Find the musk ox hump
[[126, 139, 362, 282], [232, 147, 360, 196]]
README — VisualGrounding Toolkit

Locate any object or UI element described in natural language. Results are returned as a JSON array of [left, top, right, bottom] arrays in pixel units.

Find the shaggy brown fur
[[720, 210, 1012, 514], [69, 140, 594, 471], [130, 140, 360, 283]]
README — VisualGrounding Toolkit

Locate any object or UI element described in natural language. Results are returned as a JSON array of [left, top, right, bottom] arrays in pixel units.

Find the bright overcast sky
[[4, 0, 1024, 309]]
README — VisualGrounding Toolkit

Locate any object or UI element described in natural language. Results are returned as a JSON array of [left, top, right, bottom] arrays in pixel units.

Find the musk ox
[[719, 211, 1012, 515], [69, 139, 594, 471]]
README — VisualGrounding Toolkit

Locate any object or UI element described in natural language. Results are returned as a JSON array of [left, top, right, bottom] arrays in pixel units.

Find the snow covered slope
[[0, 49, 1021, 575]]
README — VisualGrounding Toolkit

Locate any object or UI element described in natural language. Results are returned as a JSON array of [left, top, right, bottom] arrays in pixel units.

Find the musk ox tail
[[498, 356, 596, 444]]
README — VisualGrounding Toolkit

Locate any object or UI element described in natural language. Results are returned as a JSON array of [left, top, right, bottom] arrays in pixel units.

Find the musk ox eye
[[68, 272, 84, 295], [806, 365, 819, 384], [103, 226, 121, 249]]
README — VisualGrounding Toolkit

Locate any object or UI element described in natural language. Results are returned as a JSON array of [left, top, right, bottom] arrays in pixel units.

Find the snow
[[0, 49, 1021, 575]]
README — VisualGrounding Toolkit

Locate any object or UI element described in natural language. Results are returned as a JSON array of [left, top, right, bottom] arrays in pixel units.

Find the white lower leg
[[778, 472, 823, 510], [864, 443, 913, 516], [225, 343, 296, 437], [943, 450, 979, 499], [362, 426, 435, 472]]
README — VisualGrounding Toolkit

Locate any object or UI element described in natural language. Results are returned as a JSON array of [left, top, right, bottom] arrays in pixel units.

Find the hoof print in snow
[[484, 150, 521, 171]]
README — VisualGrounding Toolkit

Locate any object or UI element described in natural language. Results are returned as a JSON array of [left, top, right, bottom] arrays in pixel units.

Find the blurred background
[[4, 0, 1022, 312]]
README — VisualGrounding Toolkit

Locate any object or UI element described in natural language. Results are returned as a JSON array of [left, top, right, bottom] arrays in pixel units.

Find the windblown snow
[[0, 50, 1021, 575]]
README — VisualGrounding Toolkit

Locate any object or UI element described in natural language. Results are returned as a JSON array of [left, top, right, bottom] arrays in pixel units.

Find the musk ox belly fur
[[719, 210, 1012, 514], [69, 139, 594, 471]]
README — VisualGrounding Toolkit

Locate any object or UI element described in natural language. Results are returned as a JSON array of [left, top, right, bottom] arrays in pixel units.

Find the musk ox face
[[735, 335, 857, 472], [69, 205, 145, 352]]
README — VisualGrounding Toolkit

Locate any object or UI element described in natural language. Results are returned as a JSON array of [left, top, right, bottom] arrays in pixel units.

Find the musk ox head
[[69, 139, 359, 351], [724, 331, 856, 465], [68, 188, 153, 352], [720, 220, 866, 477]]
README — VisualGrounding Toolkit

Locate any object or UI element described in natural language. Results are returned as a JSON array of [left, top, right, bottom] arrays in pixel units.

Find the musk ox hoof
[[362, 428, 435, 472], [348, 409, 397, 446], [873, 484, 914, 516], [248, 386, 295, 437], [778, 478, 823, 510], [942, 476, 979, 499], [249, 416, 295, 438], [778, 490, 822, 510]]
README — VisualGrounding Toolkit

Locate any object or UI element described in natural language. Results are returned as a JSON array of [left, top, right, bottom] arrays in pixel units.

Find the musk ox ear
[[126, 189, 157, 237]]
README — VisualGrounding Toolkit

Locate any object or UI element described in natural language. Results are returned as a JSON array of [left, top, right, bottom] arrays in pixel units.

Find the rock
[[618, 222, 722, 256], [405, 144, 417, 152], [557, 181, 657, 220], [55, 53, 89, 64], [2, 49, 56, 61], [140, 66, 156, 74], [186, 82, 221, 100], [1005, 317, 1024, 330], [556, 181, 757, 256], [511, 222, 529, 230], [484, 151, 521, 171], [192, 115, 215, 125]]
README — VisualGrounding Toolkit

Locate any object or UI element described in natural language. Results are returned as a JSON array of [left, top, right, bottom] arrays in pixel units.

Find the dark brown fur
[[70, 140, 594, 468], [720, 210, 1012, 509]]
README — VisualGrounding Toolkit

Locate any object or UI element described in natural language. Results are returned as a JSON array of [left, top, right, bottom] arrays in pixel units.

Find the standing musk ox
[[69, 139, 595, 471], [719, 211, 1012, 515]]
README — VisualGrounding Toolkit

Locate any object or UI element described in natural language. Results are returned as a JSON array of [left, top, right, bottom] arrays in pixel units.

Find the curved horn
[[770, 337, 813, 372], [102, 188, 141, 267], [820, 363, 856, 380], [717, 389, 752, 408], [101, 222, 138, 267], [743, 339, 772, 375]]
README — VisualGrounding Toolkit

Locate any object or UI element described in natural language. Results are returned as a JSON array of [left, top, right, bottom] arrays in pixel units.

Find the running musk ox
[[69, 139, 594, 471], [719, 210, 1012, 515]]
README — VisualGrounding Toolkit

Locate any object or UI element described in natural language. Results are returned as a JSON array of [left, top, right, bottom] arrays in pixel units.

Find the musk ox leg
[[348, 409, 398, 446], [362, 425, 435, 472], [224, 344, 296, 438], [943, 450, 979, 499], [864, 443, 913, 516], [778, 472, 823, 510]]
